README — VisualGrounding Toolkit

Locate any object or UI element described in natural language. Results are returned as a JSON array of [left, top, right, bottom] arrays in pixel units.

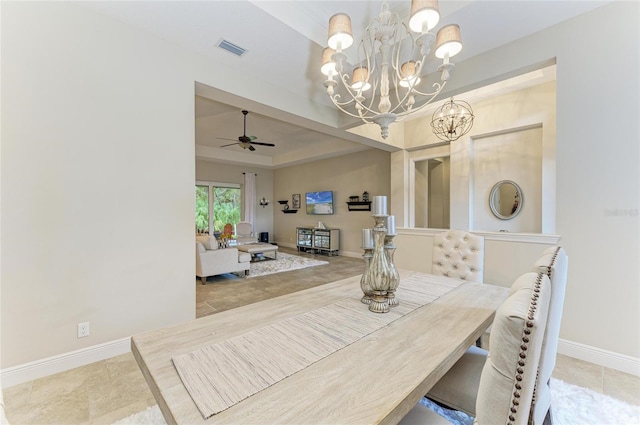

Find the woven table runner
[[172, 273, 463, 419]]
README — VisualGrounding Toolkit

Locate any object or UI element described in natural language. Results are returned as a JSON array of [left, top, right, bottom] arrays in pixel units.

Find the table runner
[[172, 273, 464, 419]]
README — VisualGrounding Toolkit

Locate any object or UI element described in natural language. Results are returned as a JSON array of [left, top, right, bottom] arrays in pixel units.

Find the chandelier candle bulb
[[435, 24, 462, 59], [409, 0, 440, 33], [372, 196, 387, 215], [320, 47, 337, 76], [327, 13, 353, 51]]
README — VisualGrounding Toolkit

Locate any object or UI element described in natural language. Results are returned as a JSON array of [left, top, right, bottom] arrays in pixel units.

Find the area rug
[[114, 378, 640, 424], [246, 252, 328, 278], [419, 377, 640, 425]]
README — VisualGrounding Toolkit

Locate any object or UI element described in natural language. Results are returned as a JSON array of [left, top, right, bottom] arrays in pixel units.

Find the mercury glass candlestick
[[384, 234, 400, 307], [360, 248, 373, 304], [367, 215, 393, 313]]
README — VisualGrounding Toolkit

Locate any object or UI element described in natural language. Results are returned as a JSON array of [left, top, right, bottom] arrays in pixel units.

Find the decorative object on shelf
[[359, 196, 398, 313], [320, 0, 464, 139], [362, 191, 369, 202], [259, 197, 270, 208], [278, 199, 298, 213], [430, 97, 474, 141], [349, 195, 360, 202], [292, 193, 301, 209]]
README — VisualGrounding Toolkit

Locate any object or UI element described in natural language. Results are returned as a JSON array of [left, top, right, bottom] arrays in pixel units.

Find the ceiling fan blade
[[249, 141, 276, 147], [248, 145, 256, 151], [220, 142, 239, 148], [249, 135, 257, 141], [217, 137, 239, 142]]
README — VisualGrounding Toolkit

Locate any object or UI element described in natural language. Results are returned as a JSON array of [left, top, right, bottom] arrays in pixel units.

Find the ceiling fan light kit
[[218, 110, 276, 151], [321, 0, 463, 139]]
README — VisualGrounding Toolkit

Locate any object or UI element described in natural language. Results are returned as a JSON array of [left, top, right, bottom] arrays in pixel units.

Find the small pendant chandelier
[[430, 97, 474, 142]]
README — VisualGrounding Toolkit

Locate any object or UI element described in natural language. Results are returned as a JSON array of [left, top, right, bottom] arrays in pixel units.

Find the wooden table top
[[132, 270, 508, 425]]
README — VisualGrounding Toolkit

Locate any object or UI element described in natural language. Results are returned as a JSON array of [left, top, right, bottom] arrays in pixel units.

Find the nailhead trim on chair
[[529, 246, 560, 421], [544, 247, 561, 279], [507, 272, 545, 425]]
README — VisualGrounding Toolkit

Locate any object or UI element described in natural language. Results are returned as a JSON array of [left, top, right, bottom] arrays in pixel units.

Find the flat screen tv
[[306, 190, 334, 215]]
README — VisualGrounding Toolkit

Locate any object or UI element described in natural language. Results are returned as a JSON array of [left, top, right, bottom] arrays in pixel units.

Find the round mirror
[[489, 180, 523, 220]]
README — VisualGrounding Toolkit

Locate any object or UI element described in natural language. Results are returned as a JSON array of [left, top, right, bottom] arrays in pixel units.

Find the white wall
[[1, 2, 200, 369], [1, 1, 344, 376], [395, 1, 640, 363]]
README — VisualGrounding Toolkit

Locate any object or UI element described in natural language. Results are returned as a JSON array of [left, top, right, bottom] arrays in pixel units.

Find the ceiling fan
[[218, 110, 275, 151]]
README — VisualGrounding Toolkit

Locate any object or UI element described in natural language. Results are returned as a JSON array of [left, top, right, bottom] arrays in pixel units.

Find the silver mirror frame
[[489, 180, 524, 220]]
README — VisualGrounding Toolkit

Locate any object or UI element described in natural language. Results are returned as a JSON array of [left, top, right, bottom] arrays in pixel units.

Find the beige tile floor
[[4, 248, 640, 424]]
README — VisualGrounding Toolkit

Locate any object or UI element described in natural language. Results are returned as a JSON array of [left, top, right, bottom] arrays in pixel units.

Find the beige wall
[[195, 160, 274, 241], [273, 150, 391, 256]]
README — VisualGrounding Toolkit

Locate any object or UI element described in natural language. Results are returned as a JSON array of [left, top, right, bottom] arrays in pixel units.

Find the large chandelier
[[321, 0, 463, 139]]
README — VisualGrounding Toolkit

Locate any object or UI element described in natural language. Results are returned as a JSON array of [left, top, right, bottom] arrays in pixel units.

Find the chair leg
[[542, 406, 553, 425], [200, 276, 207, 285]]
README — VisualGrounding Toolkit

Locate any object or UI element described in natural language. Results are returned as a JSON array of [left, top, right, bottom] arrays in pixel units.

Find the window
[[195, 181, 241, 235]]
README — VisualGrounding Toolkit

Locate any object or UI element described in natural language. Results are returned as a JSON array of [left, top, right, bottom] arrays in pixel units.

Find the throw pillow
[[196, 235, 218, 250]]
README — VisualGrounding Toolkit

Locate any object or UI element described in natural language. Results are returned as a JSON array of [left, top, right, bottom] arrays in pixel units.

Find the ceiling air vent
[[217, 39, 247, 57]]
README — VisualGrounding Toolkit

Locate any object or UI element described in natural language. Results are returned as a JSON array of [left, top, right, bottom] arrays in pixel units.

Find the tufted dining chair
[[425, 247, 568, 424], [431, 230, 484, 282], [400, 272, 551, 425]]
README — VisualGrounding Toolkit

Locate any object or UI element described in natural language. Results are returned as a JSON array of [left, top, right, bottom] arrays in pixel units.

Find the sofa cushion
[[196, 235, 218, 250], [238, 252, 251, 263]]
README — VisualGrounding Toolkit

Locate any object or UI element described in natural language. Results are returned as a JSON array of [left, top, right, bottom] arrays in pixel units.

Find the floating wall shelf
[[282, 209, 298, 214], [346, 201, 372, 211]]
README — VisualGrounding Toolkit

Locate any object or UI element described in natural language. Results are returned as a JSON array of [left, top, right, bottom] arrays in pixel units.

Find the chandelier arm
[[393, 81, 449, 120], [329, 96, 375, 123]]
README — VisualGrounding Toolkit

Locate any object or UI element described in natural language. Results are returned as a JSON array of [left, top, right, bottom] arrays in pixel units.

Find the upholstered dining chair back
[[475, 272, 550, 425], [399, 272, 551, 425], [432, 230, 484, 282], [526, 246, 569, 425]]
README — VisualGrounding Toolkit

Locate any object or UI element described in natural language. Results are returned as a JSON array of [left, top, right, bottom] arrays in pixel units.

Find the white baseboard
[[1, 337, 131, 388], [558, 338, 640, 377]]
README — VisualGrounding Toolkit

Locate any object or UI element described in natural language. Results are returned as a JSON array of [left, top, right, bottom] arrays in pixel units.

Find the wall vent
[[218, 39, 247, 57]]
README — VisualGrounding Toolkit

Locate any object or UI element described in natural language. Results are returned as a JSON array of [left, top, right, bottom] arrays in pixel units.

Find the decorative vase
[[385, 234, 400, 307], [360, 248, 373, 304]]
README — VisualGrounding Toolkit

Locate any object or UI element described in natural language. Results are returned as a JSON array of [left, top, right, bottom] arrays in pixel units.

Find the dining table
[[132, 270, 509, 424]]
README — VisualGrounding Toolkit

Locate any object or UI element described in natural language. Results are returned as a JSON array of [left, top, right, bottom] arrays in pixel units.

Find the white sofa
[[196, 236, 251, 283]]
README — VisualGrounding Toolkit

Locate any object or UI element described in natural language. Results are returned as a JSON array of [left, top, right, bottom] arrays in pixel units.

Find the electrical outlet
[[77, 322, 90, 338]]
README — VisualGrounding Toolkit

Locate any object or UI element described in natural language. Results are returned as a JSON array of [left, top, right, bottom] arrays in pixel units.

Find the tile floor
[[3, 248, 639, 424]]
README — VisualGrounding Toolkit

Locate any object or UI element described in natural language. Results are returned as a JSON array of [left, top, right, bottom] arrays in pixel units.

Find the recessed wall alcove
[[400, 67, 556, 235]]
